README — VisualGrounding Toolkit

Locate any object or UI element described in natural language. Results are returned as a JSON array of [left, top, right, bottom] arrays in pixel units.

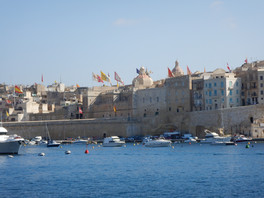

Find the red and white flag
[[245, 58, 248, 64], [168, 68, 174, 78], [187, 66, 192, 75], [227, 63, 231, 72], [79, 107, 83, 114], [114, 72, 124, 85]]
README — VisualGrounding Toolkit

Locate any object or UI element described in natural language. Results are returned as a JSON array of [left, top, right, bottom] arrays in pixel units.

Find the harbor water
[[1, 142, 264, 198]]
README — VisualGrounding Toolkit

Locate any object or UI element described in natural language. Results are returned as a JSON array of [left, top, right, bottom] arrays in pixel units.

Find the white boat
[[31, 136, 42, 144], [0, 126, 24, 154], [103, 136, 125, 147], [184, 137, 197, 143], [200, 130, 231, 144], [232, 135, 252, 143], [143, 137, 171, 147], [73, 139, 88, 144]]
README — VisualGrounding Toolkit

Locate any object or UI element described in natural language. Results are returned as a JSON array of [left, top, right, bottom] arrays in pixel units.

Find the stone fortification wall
[[189, 104, 264, 137], [3, 118, 141, 140]]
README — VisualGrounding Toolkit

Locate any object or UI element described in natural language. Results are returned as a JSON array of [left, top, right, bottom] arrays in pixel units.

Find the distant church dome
[[172, 60, 184, 76], [132, 67, 153, 88]]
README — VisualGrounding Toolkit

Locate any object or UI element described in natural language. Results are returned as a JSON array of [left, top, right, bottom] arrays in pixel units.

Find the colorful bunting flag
[[92, 72, 97, 81], [6, 110, 9, 117], [97, 75, 104, 83], [15, 86, 23, 93], [113, 105, 117, 113], [76, 84, 80, 88], [101, 71, 111, 82]]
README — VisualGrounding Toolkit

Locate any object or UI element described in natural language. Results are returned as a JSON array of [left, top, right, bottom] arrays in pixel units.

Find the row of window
[[205, 98, 239, 104], [205, 81, 239, 88], [205, 89, 239, 97], [142, 97, 159, 103]]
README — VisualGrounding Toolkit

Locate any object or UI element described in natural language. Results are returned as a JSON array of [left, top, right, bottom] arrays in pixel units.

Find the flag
[[6, 99, 12, 104], [187, 66, 192, 75], [15, 86, 23, 93], [76, 84, 80, 88], [114, 72, 124, 85], [136, 68, 140, 74], [101, 71, 111, 82], [97, 75, 104, 83], [92, 72, 97, 81], [41, 74, 43, 82], [79, 107, 83, 114], [245, 57, 248, 64], [113, 105, 116, 113], [168, 68, 174, 78], [6, 111, 9, 117], [227, 63, 231, 72], [204, 67, 206, 73]]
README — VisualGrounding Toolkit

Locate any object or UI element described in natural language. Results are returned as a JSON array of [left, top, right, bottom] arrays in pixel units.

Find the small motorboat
[[103, 136, 125, 147], [47, 140, 60, 147], [232, 135, 252, 143], [200, 130, 231, 144], [143, 137, 171, 147]]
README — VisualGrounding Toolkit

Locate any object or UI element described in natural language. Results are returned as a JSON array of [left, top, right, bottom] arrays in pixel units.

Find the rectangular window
[[221, 90, 224, 96], [230, 98, 233, 103], [260, 76, 263, 80], [157, 97, 159, 102], [261, 83, 263, 88], [214, 82, 217, 87], [230, 90, 233, 96], [236, 90, 239, 95], [221, 81, 224, 88], [261, 91, 264, 95], [150, 97, 152, 103], [209, 91, 212, 96], [214, 90, 217, 96], [209, 83, 212, 88]]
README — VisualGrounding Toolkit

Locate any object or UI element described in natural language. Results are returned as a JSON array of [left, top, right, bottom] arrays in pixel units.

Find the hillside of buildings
[[1, 60, 264, 138]]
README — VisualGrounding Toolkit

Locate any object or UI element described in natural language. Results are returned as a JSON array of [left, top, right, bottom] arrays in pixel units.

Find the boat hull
[[103, 142, 124, 147], [145, 141, 171, 147], [0, 141, 22, 154]]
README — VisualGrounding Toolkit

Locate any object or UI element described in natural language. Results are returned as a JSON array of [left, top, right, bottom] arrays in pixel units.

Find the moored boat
[[200, 130, 231, 144], [103, 136, 125, 147], [0, 126, 24, 154], [143, 137, 171, 147]]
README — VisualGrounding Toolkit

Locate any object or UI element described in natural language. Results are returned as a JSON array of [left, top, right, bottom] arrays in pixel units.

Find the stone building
[[234, 60, 264, 106], [204, 69, 241, 110]]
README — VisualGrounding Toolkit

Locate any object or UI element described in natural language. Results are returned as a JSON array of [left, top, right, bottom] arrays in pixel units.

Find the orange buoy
[[85, 149, 89, 154]]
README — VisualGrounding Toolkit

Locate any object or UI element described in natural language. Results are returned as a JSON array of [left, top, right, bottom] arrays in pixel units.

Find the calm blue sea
[[1, 142, 264, 198]]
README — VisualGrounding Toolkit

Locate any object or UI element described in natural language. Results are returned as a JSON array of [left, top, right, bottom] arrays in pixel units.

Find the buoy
[[133, 143, 135, 146], [92, 146, 94, 149], [189, 142, 191, 145], [172, 146, 174, 149], [65, 150, 71, 154], [245, 145, 250, 148], [124, 145, 126, 147], [8, 155, 14, 158], [60, 146, 63, 148], [38, 153, 45, 156], [85, 149, 89, 154], [248, 142, 250, 145]]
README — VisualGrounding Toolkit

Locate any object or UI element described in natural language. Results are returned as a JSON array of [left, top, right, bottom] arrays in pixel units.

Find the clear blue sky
[[1, 0, 264, 87]]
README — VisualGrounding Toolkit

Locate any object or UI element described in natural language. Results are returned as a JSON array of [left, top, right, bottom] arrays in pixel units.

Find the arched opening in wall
[[250, 117, 254, 123]]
